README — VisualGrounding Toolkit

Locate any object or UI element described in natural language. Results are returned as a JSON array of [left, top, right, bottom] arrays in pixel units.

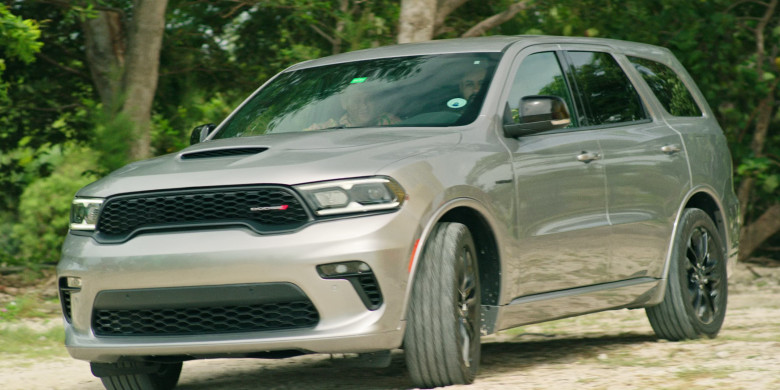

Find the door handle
[[661, 144, 681, 154], [576, 151, 601, 163]]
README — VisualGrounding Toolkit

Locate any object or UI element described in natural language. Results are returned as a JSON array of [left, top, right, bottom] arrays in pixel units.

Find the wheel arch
[[404, 199, 503, 318], [437, 206, 502, 307], [684, 190, 728, 251], [649, 185, 731, 306]]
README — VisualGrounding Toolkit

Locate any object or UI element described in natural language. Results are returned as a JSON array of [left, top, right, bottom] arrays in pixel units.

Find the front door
[[501, 49, 612, 299]]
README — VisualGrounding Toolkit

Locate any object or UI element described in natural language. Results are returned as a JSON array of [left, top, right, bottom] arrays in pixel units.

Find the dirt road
[[2, 264, 779, 390]]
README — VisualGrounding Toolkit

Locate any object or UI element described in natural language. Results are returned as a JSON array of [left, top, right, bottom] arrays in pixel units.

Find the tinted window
[[214, 53, 502, 139], [567, 51, 646, 126], [506, 52, 576, 127], [628, 56, 702, 117]]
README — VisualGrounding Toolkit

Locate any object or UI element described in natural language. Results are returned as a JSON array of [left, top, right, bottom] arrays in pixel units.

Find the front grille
[[96, 186, 310, 241], [91, 283, 319, 337], [93, 301, 319, 336]]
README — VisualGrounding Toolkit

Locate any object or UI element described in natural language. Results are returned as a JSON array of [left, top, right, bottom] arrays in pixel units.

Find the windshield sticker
[[474, 60, 481, 64], [447, 98, 467, 109], [350, 77, 368, 84]]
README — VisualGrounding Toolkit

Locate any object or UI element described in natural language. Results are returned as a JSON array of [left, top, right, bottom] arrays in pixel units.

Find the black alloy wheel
[[404, 222, 481, 388], [646, 208, 727, 340]]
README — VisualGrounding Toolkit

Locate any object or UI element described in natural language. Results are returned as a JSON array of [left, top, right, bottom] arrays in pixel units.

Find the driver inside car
[[306, 85, 400, 130]]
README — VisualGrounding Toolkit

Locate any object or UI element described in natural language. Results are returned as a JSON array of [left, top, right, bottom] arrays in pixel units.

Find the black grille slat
[[180, 148, 267, 159], [62, 291, 73, 322], [58, 279, 75, 323], [358, 275, 383, 307], [96, 186, 310, 240], [93, 301, 319, 336]]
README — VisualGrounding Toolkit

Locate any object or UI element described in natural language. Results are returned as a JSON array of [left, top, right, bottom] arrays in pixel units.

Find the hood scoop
[[180, 147, 268, 160]]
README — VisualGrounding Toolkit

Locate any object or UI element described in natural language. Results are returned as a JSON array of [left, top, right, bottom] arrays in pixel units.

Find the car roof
[[286, 35, 672, 71]]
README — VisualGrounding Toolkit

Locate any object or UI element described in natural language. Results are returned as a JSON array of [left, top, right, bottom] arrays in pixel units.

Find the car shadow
[[175, 332, 658, 390], [478, 332, 658, 377]]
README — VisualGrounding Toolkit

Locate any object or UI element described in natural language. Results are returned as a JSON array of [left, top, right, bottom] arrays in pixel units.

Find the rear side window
[[567, 51, 647, 126], [628, 56, 702, 117]]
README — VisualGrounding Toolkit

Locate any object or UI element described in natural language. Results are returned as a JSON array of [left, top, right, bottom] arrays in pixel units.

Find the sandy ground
[[2, 263, 779, 390]]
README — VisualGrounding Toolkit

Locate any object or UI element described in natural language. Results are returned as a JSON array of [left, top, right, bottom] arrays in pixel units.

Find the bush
[[10, 145, 99, 266], [92, 112, 134, 173]]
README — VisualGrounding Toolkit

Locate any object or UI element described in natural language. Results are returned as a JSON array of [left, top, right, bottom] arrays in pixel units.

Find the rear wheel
[[646, 208, 728, 340], [92, 361, 182, 390], [404, 222, 481, 388]]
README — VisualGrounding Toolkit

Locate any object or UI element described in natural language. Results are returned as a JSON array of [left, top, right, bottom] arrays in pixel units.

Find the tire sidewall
[[404, 222, 481, 387], [670, 209, 728, 337], [452, 225, 481, 378]]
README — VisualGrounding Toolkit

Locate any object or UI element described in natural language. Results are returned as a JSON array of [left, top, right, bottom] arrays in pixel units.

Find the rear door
[[561, 50, 691, 280]]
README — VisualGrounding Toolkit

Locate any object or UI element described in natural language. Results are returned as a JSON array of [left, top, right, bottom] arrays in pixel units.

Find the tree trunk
[[121, 0, 168, 160], [737, 94, 775, 225], [82, 10, 125, 111], [739, 203, 780, 261], [733, 0, 778, 260], [461, 1, 531, 38], [398, 0, 437, 43], [433, 0, 469, 35], [80, 1, 168, 161], [332, 0, 350, 54]]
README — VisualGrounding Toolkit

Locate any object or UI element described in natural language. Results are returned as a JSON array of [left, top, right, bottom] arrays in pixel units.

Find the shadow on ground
[[175, 332, 658, 390]]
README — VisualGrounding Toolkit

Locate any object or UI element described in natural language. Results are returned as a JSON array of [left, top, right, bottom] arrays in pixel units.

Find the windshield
[[214, 52, 502, 139]]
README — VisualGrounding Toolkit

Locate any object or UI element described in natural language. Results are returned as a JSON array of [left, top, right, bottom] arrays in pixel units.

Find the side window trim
[[625, 55, 703, 118], [500, 47, 582, 130], [552, 50, 583, 128], [558, 50, 591, 127], [560, 49, 650, 128]]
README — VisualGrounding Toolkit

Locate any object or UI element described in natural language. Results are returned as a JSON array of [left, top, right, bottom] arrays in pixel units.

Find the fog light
[[317, 261, 371, 278], [59, 277, 81, 324], [316, 261, 383, 311], [66, 277, 82, 289]]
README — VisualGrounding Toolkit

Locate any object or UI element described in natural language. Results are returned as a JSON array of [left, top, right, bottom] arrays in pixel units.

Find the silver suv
[[60, 36, 739, 389]]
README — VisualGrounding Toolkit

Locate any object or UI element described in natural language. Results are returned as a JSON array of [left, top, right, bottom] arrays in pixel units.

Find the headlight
[[295, 177, 406, 216], [70, 198, 104, 231]]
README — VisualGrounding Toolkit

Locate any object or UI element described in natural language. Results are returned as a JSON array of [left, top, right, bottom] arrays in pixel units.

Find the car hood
[[78, 128, 462, 197]]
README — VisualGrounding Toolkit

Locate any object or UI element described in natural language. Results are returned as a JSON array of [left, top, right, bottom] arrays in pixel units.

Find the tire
[[646, 208, 728, 340], [93, 361, 182, 390], [404, 222, 481, 388]]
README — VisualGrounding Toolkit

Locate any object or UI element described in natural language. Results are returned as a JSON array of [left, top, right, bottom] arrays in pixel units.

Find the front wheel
[[404, 222, 481, 388], [92, 361, 182, 390], [646, 208, 728, 340]]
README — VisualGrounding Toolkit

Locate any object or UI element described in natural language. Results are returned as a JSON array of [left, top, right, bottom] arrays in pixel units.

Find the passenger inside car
[[306, 84, 400, 130]]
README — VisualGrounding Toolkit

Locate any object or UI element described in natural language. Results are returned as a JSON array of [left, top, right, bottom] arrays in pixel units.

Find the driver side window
[[507, 52, 576, 128]]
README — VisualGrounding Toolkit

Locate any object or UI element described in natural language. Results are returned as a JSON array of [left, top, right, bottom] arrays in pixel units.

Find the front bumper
[[58, 211, 416, 363]]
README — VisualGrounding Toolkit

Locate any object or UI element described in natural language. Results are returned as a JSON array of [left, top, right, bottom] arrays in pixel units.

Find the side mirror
[[503, 95, 571, 138], [190, 124, 216, 145]]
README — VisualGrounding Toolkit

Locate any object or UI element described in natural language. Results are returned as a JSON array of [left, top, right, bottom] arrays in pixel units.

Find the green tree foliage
[[0, 4, 91, 220], [6, 145, 99, 266], [0, 4, 42, 102]]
